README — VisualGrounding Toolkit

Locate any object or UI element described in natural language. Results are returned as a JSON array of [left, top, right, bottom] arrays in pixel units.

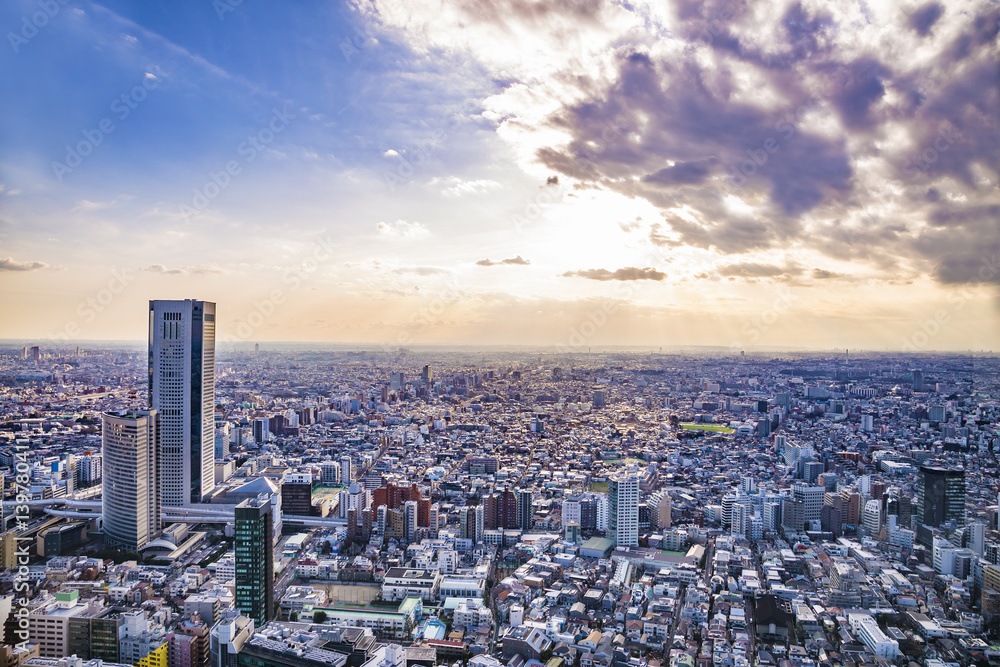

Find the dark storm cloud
[[909, 3, 944, 36], [477, 256, 531, 266], [562, 267, 666, 281], [529, 1, 999, 285], [829, 58, 888, 130], [643, 157, 718, 186], [913, 205, 1000, 284], [537, 50, 852, 245]]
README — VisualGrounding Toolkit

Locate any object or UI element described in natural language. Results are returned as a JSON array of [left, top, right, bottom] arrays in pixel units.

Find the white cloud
[[376, 219, 431, 239]]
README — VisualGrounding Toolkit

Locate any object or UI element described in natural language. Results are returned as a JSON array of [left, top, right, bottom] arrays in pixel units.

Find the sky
[[0, 0, 998, 352]]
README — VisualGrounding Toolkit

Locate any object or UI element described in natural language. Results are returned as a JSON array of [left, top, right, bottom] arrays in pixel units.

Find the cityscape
[[2, 0, 1000, 667], [0, 300, 999, 667]]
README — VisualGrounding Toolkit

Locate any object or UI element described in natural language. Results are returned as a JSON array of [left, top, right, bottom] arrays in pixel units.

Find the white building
[[562, 498, 581, 531], [849, 613, 899, 658], [608, 474, 638, 548], [149, 299, 216, 506]]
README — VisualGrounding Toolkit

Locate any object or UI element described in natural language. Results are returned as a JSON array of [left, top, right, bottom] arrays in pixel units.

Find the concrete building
[[102, 410, 161, 552], [149, 299, 216, 506]]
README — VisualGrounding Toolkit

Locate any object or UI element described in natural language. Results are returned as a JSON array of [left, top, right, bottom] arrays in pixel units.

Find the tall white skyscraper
[[608, 473, 639, 548], [102, 410, 161, 551], [149, 299, 216, 506]]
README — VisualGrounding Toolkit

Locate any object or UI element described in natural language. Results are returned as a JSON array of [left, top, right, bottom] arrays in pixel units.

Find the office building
[[515, 489, 533, 531], [915, 466, 966, 530], [340, 455, 352, 486], [280, 473, 313, 517], [234, 495, 274, 626], [562, 498, 581, 531], [102, 410, 161, 551], [608, 473, 639, 548], [149, 299, 216, 506], [792, 484, 824, 525]]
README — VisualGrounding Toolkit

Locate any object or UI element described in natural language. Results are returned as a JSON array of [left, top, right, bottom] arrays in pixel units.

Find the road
[[662, 583, 687, 667]]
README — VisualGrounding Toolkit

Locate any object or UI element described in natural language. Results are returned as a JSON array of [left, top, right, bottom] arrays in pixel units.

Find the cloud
[[619, 218, 641, 232], [562, 267, 666, 281], [909, 3, 944, 36], [383, 149, 399, 157], [144, 264, 223, 275], [476, 255, 530, 266], [643, 157, 718, 187], [376, 220, 431, 239], [812, 268, 843, 280], [392, 266, 451, 275], [432, 177, 503, 197], [359, 0, 998, 288], [0, 257, 47, 272], [717, 262, 804, 279]]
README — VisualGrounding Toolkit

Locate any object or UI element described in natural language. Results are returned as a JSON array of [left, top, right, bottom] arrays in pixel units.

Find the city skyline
[[1, 0, 998, 351]]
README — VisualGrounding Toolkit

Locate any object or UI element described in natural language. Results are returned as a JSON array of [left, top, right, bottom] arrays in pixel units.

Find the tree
[[313, 610, 327, 624]]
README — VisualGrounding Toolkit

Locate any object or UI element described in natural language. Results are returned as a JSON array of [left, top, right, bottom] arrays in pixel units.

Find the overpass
[[14, 499, 347, 529]]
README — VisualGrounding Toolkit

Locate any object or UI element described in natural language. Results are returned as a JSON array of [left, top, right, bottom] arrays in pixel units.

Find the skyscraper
[[234, 495, 274, 626], [515, 489, 533, 531], [102, 410, 161, 552], [340, 455, 352, 486], [915, 466, 966, 529], [608, 474, 638, 548], [149, 299, 216, 506]]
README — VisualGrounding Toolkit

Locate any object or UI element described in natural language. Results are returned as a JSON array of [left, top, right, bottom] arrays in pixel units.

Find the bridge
[[12, 498, 348, 529]]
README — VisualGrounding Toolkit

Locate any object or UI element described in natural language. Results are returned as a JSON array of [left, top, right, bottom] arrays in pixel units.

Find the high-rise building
[[658, 494, 672, 529], [515, 489, 533, 531], [340, 456, 352, 486], [863, 499, 882, 537], [149, 299, 216, 506], [562, 498, 582, 531], [915, 466, 966, 529], [280, 473, 313, 517], [421, 365, 432, 383], [608, 474, 638, 548], [389, 372, 404, 391], [403, 500, 418, 543], [793, 484, 825, 525], [102, 410, 161, 551], [234, 495, 274, 626]]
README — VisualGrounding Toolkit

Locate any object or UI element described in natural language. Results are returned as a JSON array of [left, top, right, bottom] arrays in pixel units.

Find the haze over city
[[1, 0, 998, 350]]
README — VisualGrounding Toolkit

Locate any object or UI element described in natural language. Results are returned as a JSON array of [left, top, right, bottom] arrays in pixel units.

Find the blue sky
[[1, 0, 998, 350]]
